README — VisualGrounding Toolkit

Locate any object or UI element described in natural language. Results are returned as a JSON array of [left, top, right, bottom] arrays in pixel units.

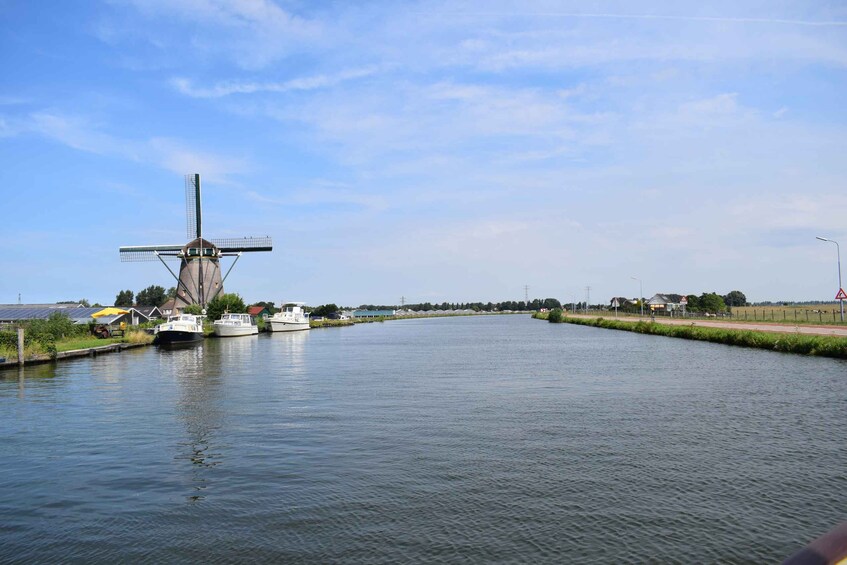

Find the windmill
[[119, 174, 272, 311]]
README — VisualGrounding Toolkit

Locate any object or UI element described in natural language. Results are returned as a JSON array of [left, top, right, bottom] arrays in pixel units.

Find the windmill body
[[120, 174, 272, 311]]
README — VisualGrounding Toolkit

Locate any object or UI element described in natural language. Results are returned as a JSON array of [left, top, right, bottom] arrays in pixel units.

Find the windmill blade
[[185, 173, 201, 240], [119, 245, 183, 262], [211, 236, 273, 253]]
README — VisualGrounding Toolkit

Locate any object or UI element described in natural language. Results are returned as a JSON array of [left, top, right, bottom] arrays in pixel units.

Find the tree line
[[354, 299, 563, 312]]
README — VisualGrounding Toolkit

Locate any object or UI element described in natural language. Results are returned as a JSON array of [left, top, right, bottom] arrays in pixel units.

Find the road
[[567, 314, 847, 338]]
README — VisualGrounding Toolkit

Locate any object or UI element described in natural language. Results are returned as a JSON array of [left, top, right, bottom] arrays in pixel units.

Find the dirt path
[[567, 314, 847, 338]]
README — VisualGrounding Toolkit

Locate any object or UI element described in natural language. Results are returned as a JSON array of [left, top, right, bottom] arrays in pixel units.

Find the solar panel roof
[[0, 307, 103, 323]]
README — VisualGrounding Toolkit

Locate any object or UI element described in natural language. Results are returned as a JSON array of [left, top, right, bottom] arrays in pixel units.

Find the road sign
[[611, 298, 620, 308], [680, 296, 688, 305], [836, 288, 847, 300]]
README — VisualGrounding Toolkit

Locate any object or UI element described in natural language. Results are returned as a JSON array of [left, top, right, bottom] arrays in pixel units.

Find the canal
[[1, 315, 845, 563]]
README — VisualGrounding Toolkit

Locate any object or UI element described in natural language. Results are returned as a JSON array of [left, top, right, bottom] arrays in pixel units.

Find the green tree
[[136, 285, 167, 307], [206, 293, 247, 321], [58, 299, 90, 307], [167, 287, 177, 299], [685, 294, 700, 311], [723, 290, 747, 307], [115, 290, 134, 307], [182, 304, 203, 315], [252, 301, 277, 314], [312, 304, 339, 317], [699, 292, 726, 313]]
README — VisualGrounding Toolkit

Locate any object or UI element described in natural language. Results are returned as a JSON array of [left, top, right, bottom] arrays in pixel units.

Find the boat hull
[[155, 330, 204, 345], [266, 320, 309, 332], [213, 325, 259, 337]]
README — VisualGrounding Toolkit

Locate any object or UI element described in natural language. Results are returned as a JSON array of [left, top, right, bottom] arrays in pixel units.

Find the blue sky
[[2, 0, 846, 307]]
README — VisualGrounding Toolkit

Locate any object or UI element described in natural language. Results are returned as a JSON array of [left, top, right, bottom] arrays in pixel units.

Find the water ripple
[[1, 316, 846, 563]]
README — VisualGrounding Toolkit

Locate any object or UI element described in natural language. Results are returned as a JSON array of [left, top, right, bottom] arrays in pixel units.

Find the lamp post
[[631, 276, 644, 317], [816, 236, 844, 322]]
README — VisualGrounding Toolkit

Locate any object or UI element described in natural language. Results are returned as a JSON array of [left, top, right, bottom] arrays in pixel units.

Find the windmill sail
[[119, 245, 183, 262], [185, 173, 201, 240], [120, 173, 272, 309], [211, 237, 274, 253]]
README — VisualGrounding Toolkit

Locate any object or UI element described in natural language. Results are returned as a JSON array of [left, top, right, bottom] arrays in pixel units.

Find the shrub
[[548, 308, 563, 323], [206, 293, 246, 321]]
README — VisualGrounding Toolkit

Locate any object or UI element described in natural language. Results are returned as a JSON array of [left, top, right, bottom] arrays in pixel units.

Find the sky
[[1, 0, 846, 308]]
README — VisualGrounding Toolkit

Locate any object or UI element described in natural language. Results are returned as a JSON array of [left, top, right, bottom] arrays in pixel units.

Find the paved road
[[568, 314, 847, 338]]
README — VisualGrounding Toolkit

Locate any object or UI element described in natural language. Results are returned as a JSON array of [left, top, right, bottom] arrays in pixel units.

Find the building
[[352, 309, 396, 318], [159, 299, 178, 318], [0, 305, 104, 325], [248, 305, 271, 319], [129, 306, 163, 324], [646, 294, 685, 312]]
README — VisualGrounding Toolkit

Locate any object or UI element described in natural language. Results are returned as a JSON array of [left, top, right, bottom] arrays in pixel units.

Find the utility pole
[[400, 296, 405, 308], [524, 285, 529, 305], [585, 286, 591, 313]]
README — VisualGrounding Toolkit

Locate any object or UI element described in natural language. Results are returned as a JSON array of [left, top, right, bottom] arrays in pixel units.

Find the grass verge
[[535, 314, 847, 359]]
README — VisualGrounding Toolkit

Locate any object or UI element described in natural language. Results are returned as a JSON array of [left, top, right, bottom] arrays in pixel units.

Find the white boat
[[213, 313, 259, 337], [154, 314, 204, 345], [266, 302, 310, 332]]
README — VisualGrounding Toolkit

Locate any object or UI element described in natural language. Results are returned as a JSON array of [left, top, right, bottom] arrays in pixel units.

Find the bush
[[206, 293, 246, 321], [548, 308, 563, 323]]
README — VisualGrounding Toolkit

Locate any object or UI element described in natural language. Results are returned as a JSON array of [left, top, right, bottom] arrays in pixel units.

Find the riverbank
[[0, 341, 150, 369], [534, 312, 847, 359]]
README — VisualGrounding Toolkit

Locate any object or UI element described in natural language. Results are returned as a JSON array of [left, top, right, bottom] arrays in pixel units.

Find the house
[[0, 306, 104, 325], [159, 299, 178, 318], [248, 305, 271, 319], [646, 294, 685, 312], [129, 306, 162, 325]]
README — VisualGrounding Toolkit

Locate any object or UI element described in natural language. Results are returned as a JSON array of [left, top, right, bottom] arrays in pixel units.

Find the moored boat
[[213, 312, 259, 337], [154, 314, 204, 345], [266, 302, 310, 332]]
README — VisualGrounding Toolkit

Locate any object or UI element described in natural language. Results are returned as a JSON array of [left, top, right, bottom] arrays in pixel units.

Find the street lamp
[[816, 236, 844, 322], [631, 276, 644, 317]]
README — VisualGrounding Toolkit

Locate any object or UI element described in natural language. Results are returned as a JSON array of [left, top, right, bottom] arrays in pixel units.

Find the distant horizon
[[1, 294, 842, 310]]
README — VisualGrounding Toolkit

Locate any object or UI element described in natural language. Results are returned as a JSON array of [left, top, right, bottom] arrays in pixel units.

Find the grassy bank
[[310, 319, 355, 328], [534, 312, 847, 359], [1, 329, 154, 362]]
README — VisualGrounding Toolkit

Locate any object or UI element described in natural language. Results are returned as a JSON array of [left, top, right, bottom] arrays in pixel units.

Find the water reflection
[[213, 333, 260, 363], [159, 344, 226, 501], [1, 362, 59, 399], [267, 330, 309, 376]]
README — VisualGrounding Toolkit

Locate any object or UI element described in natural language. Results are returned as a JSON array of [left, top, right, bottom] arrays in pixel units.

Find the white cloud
[[120, 0, 321, 69], [28, 112, 248, 180], [171, 66, 380, 98]]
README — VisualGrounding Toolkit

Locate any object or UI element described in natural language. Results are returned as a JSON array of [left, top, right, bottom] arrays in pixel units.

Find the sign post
[[680, 296, 688, 318], [611, 298, 619, 318]]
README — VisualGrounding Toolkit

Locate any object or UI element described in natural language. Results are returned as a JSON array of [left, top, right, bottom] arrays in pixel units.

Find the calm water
[[1, 315, 845, 563]]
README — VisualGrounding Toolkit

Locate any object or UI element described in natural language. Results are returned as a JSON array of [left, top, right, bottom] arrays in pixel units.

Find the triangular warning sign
[[836, 288, 847, 300]]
